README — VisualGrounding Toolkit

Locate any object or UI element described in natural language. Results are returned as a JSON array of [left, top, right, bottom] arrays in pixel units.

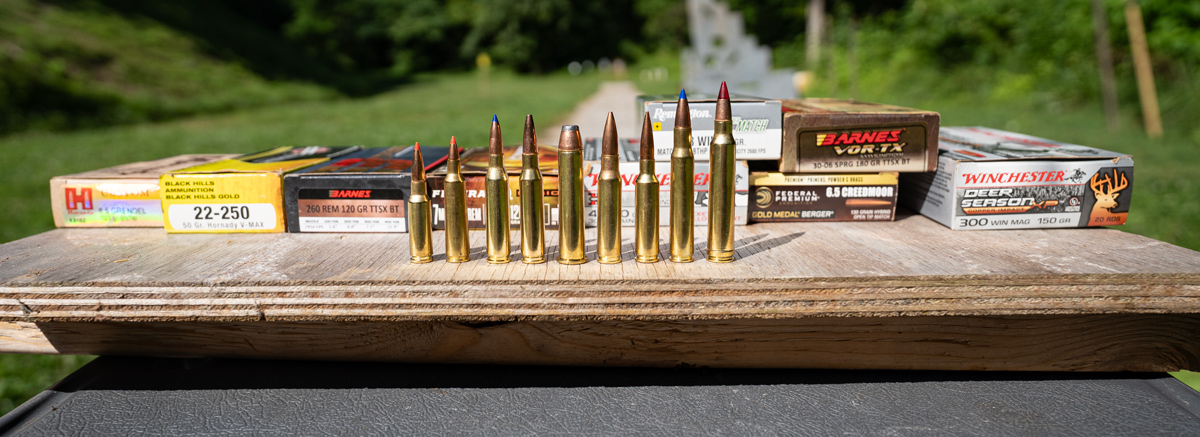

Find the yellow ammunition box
[[160, 146, 359, 233]]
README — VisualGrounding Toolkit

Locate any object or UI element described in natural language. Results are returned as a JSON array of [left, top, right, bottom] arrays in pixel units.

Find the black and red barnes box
[[282, 146, 450, 233]]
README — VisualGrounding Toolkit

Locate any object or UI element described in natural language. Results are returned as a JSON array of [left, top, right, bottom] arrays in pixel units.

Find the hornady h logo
[[65, 187, 93, 210], [329, 189, 372, 198], [815, 129, 905, 155]]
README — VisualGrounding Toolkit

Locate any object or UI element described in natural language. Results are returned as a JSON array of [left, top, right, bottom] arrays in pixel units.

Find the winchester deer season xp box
[[282, 146, 450, 233], [161, 146, 359, 233], [51, 154, 236, 228], [901, 127, 1134, 230], [779, 99, 939, 173], [749, 172, 898, 222], [638, 94, 782, 161], [428, 145, 564, 230], [582, 138, 747, 227]]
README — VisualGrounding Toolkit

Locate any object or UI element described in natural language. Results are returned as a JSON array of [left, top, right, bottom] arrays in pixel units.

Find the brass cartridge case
[[408, 147, 433, 264], [597, 154, 622, 263], [444, 144, 469, 263], [707, 119, 736, 263], [520, 153, 546, 264], [635, 158, 660, 263], [557, 127, 586, 265], [670, 127, 695, 263], [484, 153, 510, 263]]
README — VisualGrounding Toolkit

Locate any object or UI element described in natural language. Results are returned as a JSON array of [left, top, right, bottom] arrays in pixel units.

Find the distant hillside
[[0, 0, 355, 134]]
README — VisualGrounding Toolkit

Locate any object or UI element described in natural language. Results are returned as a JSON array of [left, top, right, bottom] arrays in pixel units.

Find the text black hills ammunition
[[706, 82, 735, 263], [162, 146, 360, 233], [520, 115, 546, 264], [670, 89, 695, 263], [635, 112, 660, 263], [444, 137, 469, 262], [283, 146, 450, 233], [778, 99, 940, 173], [902, 127, 1134, 230], [597, 113, 622, 264], [408, 143, 433, 263], [485, 115, 510, 263], [557, 125, 587, 264]]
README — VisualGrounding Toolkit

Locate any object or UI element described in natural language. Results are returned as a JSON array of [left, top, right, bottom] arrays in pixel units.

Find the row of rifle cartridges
[[407, 82, 738, 264]]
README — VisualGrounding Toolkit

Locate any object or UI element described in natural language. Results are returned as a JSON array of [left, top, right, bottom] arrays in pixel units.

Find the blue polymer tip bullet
[[679, 89, 686, 100], [492, 114, 498, 123]]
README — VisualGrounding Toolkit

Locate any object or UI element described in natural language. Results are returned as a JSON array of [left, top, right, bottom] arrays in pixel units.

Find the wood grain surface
[[2, 315, 1198, 371], [2, 213, 1199, 370]]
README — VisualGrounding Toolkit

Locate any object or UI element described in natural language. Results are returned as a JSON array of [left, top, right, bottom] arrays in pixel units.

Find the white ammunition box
[[901, 127, 1134, 230]]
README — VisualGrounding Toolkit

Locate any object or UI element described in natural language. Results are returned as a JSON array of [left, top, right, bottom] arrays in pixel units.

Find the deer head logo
[[1089, 169, 1128, 212]]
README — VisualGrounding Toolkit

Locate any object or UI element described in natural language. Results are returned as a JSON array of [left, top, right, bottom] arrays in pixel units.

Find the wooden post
[[848, 18, 858, 99], [1091, 0, 1119, 130], [806, 0, 824, 70], [1124, 0, 1163, 138]]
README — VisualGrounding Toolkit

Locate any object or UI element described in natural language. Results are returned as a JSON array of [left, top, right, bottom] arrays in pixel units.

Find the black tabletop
[[3, 356, 1199, 435]]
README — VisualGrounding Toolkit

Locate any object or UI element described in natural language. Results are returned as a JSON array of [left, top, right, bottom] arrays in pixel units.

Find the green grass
[[0, 354, 93, 414], [0, 0, 343, 134], [0, 71, 600, 414]]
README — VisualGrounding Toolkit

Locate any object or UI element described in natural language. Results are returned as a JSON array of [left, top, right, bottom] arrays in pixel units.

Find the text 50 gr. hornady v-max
[[901, 127, 1133, 230]]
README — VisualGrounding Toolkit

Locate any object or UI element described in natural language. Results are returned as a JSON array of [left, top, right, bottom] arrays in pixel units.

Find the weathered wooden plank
[[3, 315, 1198, 371], [1, 214, 1199, 323]]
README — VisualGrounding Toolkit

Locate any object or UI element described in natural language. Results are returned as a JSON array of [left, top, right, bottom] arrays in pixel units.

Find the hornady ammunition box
[[748, 172, 898, 222], [282, 146, 450, 233], [582, 138, 748, 227], [161, 146, 360, 233], [50, 154, 236, 228], [638, 94, 781, 161], [901, 127, 1134, 230], [779, 99, 939, 173], [428, 145, 564, 230]]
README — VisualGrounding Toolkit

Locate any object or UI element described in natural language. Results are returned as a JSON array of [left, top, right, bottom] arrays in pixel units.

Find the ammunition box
[[429, 145, 564, 230], [582, 138, 748, 227], [901, 127, 1134, 230], [748, 172, 899, 223], [161, 146, 360, 233], [638, 94, 782, 161], [779, 99, 940, 173], [282, 146, 450, 233], [50, 154, 236, 228]]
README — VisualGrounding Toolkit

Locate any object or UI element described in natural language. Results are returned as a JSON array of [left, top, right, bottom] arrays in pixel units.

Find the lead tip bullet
[[559, 125, 581, 151]]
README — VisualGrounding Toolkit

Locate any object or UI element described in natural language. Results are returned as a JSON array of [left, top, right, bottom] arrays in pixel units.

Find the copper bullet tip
[[523, 114, 537, 154], [602, 112, 618, 156], [675, 91, 690, 129], [489, 116, 503, 155], [640, 112, 653, 159], [559, 125, 581, 151]]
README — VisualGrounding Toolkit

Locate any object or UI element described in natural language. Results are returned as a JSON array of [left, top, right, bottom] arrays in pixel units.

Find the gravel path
[[553, 81, 642, 142]]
